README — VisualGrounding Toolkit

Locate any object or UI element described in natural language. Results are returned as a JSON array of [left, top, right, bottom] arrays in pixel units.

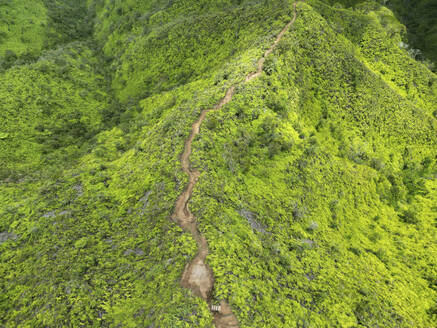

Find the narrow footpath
[[170, 2, 303, 327]]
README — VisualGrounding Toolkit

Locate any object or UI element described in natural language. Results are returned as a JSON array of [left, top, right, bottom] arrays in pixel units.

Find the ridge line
[[170, 2, 304, 327]]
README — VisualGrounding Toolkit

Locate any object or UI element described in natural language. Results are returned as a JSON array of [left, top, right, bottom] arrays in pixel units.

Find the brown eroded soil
[[170, 2, 302, 327]]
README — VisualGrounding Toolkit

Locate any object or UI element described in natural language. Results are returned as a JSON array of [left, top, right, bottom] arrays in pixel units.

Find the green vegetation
[[190, 2, 436, 326], [312, 1, 437, 114], [0, 0, 93, 70], [0, 0, 47, 66], [363, 0, 437, 71], [0, 0, 436, 327], [387, 0, 437, 68], [42, 0, 93, 46], [93, 0, 294, 102], [327, 0, 437, 71], [0, 42, 109, 178]]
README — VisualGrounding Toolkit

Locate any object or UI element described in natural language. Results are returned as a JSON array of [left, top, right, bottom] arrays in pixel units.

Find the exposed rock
[[301, 239, 316, 248], [307, 221, 319, 231], [0, 231, 17, 244], [238, 209, 266, 233], [59, 210, 71, 216], [139, 190, 152, 215], [124, 248, 145, 256], [42, 211, 56, 218]]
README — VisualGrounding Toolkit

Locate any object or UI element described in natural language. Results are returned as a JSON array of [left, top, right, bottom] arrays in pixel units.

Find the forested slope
[[0, 0, 47, 63], [0, 0, 436, 327], [327, 0, 437, 71], [388, 0, 437, 69]]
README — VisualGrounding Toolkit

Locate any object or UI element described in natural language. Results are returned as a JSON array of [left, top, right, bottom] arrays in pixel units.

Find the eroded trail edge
[[171, 3, 301, 327]]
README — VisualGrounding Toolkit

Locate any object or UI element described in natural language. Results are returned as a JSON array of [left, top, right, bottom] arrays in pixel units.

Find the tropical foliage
[[0, 0, 435, 327]]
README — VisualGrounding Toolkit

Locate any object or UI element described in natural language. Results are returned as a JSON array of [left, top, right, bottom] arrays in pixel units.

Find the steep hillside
[[0, 0, 92, 70], [0, 0, 436, 327], [92, 0, 295, 102], [326, 0, 437, 71], [0, 43, 110, 178], [191, 1, 436, 326], [378, 0, 437, 69], [0, 0, 47, 66]]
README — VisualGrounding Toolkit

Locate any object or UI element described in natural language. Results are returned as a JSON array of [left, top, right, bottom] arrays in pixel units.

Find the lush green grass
[[0, 0, 436, 326]]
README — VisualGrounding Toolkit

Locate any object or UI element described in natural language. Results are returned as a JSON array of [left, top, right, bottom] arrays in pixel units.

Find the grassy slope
[[0, 43, 109, 178], [327, 0, 437, 71], [0, 0, 47, 58], [189, 1, 437, 327], [0, 0, 436, 327]]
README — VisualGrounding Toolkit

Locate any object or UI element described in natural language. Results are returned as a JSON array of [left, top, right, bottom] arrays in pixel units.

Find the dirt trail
[[171, 2, 302, 327]]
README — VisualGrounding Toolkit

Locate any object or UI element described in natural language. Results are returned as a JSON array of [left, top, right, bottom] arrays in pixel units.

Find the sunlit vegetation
[[93, 0, 294, 102], [0, 0, 436, 326], [379, 0, 437, 70], [0, 0, 47, 67], [190, 3, 436, 326], [327, 0, 437, 71]]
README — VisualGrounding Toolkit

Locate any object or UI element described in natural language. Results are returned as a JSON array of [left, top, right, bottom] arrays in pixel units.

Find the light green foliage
[[0, 0, 47, 60], [0, 0, 436, 327], [327, 0, 437, 71], [0, 43, 108, 177], [93, 0, 294, 102], [189, 2, 437, 327], [310, 0, 437, 116], [0, 77, 222, 326]]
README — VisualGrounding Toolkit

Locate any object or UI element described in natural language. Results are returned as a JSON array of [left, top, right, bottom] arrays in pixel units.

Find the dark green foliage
[[42, 0, 93, 47], [189, 2, 436, 326], [383, 0, 437, 69], [0, 0, 96, 70], [0, 43, 109, 176]]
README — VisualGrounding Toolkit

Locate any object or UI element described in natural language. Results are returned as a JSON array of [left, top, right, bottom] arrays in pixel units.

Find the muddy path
[[171, 2, 302, 327]]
